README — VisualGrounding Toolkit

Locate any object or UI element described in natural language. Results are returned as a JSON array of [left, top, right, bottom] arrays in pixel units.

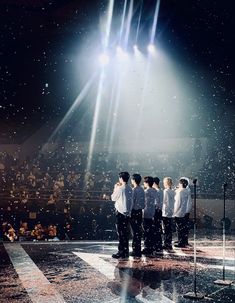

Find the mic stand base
[[183, 292, 205, 300], [214, 279, 233, 286]]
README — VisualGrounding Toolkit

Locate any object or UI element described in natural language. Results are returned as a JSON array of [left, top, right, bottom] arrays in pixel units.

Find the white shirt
[[186, 187, 192, 213], [162, 188, 175, 218], [180, 177, 192, 214], [111, 184, 133, 216], [155, 188, 163, 210], [143, 188, 156, 219], [132, 186, 145, 210], [174, 188, 189, 218]]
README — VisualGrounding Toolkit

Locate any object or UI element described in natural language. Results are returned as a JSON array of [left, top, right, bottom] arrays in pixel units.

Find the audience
[[0, 143, 233, 242]]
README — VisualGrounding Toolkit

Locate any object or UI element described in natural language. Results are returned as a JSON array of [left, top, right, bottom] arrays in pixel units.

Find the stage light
[[98, 53, 110, 66], [116, 46, 127, 58], [147, 44, 155, 53], [133, 44, 138, 51]]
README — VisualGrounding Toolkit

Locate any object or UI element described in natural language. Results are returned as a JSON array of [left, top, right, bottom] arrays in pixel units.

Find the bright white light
[[133, 44, 138, 51], [98, 53, 110, 66], [116, 46, 127, 58], [116, 45, 122, 53], [147, 44, 155, 53]]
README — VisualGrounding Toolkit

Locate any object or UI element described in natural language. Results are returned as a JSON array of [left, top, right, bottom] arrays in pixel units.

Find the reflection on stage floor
[[0, 238, 234, 303]]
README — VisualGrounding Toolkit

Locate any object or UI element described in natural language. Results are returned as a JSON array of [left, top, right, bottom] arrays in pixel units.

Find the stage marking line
[[78, 252, 235, 272], [73, 251, 116, 280], [4, 243, 66, 303], [197, 246, 235, 250], [172, 248, 235, 261], [73, 251, 175, 303]]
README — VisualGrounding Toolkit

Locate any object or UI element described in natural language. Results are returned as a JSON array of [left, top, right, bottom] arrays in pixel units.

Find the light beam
[[124, 0, 133, 49], [98, 53, 110, 66], [45, 72, 98, 145], [135, 0, 143, 45], [150, 0, 161, 44]]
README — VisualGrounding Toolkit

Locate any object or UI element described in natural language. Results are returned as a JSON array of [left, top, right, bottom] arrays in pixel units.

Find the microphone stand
[[214, 183, 233, 285], [184, 179, 205, 299]]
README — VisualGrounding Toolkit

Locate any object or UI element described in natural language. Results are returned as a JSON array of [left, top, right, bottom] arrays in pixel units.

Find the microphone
[[193, 179, 197, 185]]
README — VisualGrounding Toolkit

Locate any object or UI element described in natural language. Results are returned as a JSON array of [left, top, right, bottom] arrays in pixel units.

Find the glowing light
[[98, 53, 110, 66], [119, 0, 127, 43], [46, 72, 97, 145], [133, 44, 144, 61], [147, 44, 155, 53], [116, 46, 127, 58], [124, 0, 133, 49], [135, 0, 143, 45], [103, 0, 114, 48], [133, 44, 138, 51], [150, 0, 161, 44], [87, 72, 105, 171], [116, 45, 122, 53]]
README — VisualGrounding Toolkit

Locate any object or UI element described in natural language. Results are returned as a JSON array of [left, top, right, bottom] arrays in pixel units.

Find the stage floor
[[0, 239, 234, 303]]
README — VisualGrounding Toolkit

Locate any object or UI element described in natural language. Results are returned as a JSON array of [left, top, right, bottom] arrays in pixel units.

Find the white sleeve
[[111, 186, 121, 201], [163, 190, 169, 207], [186, 194, 192, 213], [122, 190, 128, 213], [173, 191, 181, 216]]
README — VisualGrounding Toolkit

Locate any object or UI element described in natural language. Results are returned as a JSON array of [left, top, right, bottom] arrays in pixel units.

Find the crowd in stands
[[0, 142, 234, 242]]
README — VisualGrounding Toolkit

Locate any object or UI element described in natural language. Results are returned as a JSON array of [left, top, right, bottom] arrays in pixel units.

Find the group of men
[[111, 171, 192, 259]]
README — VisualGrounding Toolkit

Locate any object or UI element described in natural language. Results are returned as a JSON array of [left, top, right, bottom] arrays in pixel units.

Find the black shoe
[[154, 250, 163, 257], [142, 249, 150, 254], [130, 252, 142, 258], [155, 247, 163, 252], [112, 252, 129, 259], [174, 243, 186, 248], [163, 245, 173, 250], [142, 249, 154, 257]]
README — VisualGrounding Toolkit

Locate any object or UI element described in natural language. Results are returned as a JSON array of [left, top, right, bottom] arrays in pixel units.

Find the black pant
[[184, 213, 190, 244], [162, 217, 172, 248], [153, 209, 163, 251], [143, 218, 155, 253], [116, 212, 129, 256], [175, 217, 187, 246], [130, 209, 143, 256]]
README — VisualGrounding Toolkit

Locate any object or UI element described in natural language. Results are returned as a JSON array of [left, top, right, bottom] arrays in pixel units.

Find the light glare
[[98, 53, 110, 66], [147, 44, 155, 53], [116, 46, 127, 58]]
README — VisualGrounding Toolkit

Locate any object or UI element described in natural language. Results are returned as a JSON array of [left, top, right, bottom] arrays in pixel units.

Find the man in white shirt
[[179, 177, 192, 246], [162, 177, 175, 251], [174, 178, 189, 248], [111, 171, 132, 259]]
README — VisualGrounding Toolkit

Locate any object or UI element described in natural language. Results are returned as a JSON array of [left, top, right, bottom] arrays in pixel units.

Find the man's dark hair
[[179, 178, 188, 188], [119, 171, 130, 183], [143, 176, 154, 187], [132, 174, 142, 185], [153, 177, 160, 185]]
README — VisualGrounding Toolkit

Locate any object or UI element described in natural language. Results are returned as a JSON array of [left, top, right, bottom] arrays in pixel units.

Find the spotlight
[[133, 44, 138, 51], [147, 44, 155, 52], [98, 53, 110, 66], [116, 46, 127, 58]]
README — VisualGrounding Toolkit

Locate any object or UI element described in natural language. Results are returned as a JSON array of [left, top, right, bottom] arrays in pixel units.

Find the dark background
[[0, 0, 234, 142]]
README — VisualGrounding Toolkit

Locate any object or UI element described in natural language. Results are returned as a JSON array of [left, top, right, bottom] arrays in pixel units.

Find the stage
[[0, 238, 234, 303]]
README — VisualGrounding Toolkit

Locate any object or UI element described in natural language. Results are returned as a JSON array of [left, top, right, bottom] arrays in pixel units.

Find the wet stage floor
[[0, 239, 234, 303]]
